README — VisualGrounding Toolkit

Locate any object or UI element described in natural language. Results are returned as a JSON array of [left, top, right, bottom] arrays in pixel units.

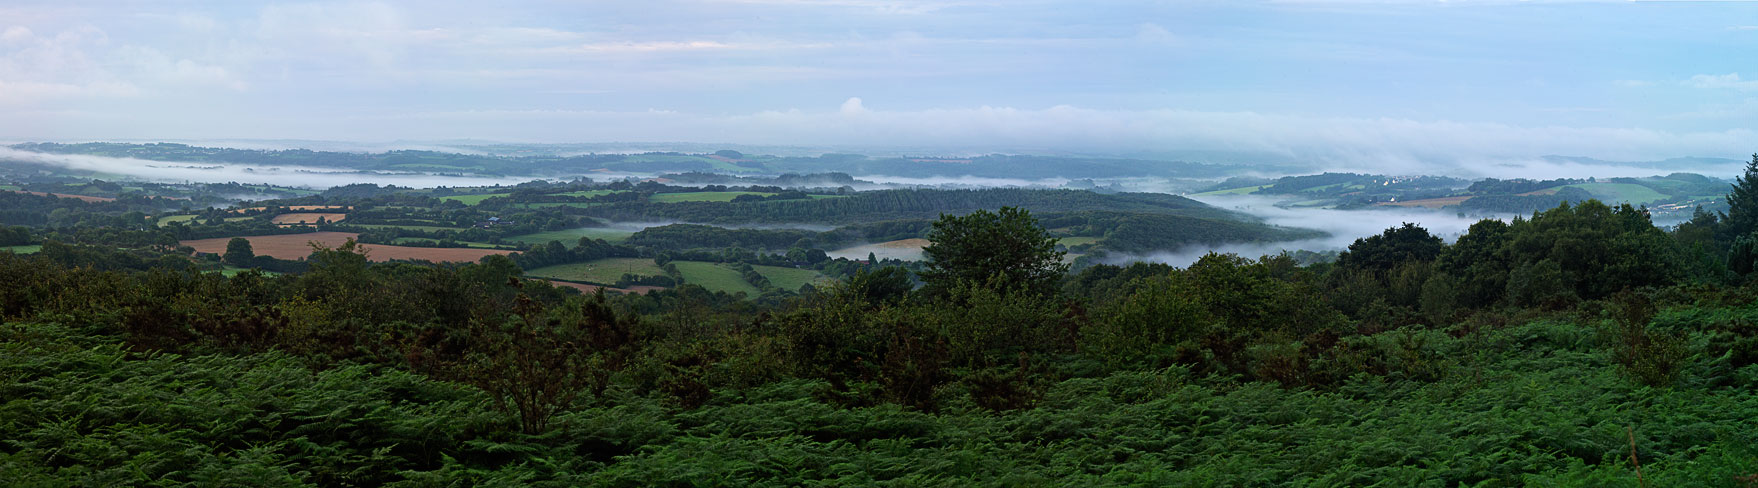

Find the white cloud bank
[[296, 104, 1756, 178], [0, 147, 532, 189]]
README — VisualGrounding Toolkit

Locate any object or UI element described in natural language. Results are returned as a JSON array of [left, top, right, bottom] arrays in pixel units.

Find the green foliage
[[1605, 292, 1688, 388], [920, 207, 1067, 296], [1724, 153, 1758, 239], [5, 188, 1758, 485], [1336, 222, 1443, 272], [223, 236, 255, 267], [455, 291, 636, 434], [842, 266, 914, 305], [1730, 232, 1758, 276]]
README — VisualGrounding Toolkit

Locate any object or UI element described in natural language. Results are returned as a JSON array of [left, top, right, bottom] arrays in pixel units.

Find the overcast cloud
[[2, 1, 1756, 165]]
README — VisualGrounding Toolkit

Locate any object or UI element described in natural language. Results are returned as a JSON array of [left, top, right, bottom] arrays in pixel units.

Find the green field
[[507, 227, 635, 246], [1057, 236, 1102, 247], [650, 191, 775, 203], [673, 261, 762, 296], [156, 214, 199, 227], [556, 189, 628, 198], [1193, 185, 1268, 196], [215, 266, 282, 277], [390, 163, 484, 171], [351, 224, 468, 233], [0, 185, 19, 191], [439, 193, 511, 205], [513, 202, 605, 209], [390, 237, 513, 249], [1, 245, 42, 254], [751, 265, 829, 291], [525, 258, 666, 285], [1566, 183, 1669, 205]]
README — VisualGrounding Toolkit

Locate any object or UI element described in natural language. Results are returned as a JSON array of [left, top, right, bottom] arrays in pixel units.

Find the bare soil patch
[[181, 232, 512, 263], [271, 213, 348, 225]]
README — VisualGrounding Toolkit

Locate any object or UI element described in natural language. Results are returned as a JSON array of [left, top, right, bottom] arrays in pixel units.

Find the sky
[[2, 0, 1756, 168]]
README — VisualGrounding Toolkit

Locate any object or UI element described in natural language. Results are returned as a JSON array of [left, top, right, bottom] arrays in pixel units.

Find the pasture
[[650, 191, 775, 203], [439, 193, 511, 205], [156, 215, 199, 227], [750, 265, 829, 291], [1566, 183, 1668, 205], [672, 261, 762, 296], [525, 258, 667, 285], [1057, 236, 1102, 247], [1192, 185, 1268, 197]]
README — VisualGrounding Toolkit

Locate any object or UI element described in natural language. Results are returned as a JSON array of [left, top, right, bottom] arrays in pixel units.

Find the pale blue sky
[[2, 1, 1755, 167]]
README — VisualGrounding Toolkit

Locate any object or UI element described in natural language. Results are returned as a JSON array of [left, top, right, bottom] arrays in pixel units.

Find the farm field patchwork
[[180, 232, 512, 263]]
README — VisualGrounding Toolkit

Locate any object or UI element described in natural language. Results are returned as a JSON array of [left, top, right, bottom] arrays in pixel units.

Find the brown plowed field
[[181, 232, 513, 263], [271, 213, 348, 225]]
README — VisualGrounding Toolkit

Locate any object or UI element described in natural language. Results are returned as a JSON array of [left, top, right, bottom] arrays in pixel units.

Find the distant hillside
[[9, 142, 1240, 180], [580, 188, 1245, 225]]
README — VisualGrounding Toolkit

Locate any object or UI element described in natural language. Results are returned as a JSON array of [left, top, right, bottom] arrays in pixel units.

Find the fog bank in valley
[[1109, 194, 1505, 268], [0, 147, 534, 189]]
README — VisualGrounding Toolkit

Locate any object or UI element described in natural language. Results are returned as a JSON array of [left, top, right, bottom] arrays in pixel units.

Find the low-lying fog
[[1111, 194, 1509, 268], [0, 147, 537, 189]]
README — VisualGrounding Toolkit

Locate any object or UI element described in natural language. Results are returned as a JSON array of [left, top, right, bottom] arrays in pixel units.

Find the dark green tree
[[1730, 233, 1758, 276], [1336, 223, 1444, 272], [920, 207, 1067, 296], [222, 237, 254, 267], [1723, 153, 1758, 239], [844, 266, 915, 304]]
